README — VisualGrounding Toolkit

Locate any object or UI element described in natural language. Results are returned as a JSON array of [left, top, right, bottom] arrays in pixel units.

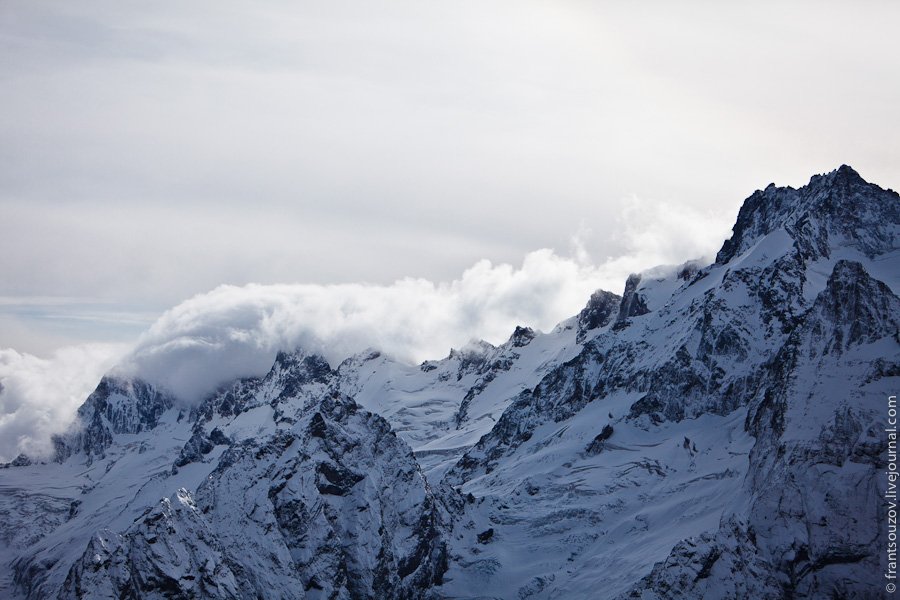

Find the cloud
[[2, 0, 896, 463], [601, 194, 735, 276], [119, 248, 615, 402], [120, 193, 733, 402], [0, 344, 127, 462], [0, 193, 734, 461], [0, 193, 736, 461], [3, 0, 897, 323]]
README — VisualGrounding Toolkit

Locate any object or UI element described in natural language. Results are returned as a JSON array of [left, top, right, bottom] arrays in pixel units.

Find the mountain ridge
[[1, 165, 897, 599]]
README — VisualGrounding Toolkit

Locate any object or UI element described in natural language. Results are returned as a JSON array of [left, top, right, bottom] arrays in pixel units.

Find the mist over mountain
[[0, 246, 668, 463], [0, 166, 897, 599]]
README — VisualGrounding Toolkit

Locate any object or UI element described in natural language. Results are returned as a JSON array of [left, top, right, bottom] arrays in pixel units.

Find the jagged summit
[[52, 376, 175, 462], [716, 164, 898, 264], [508, 325, 536, 347], [809, 163, 866, 187], [576, 289, 620, 342], [270, 348, 333, 385]]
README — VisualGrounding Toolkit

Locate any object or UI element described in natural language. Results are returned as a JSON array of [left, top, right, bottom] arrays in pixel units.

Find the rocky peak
[[576, 289, 621, 341], [447, 340, 497, 380], [715, 183, 794, 264], [191, 350, 337, 424], [676, 260, 703, 281], [338, 348, 383, 370], [194, 376, 262, 422], [53, 376, 175, 461], [448, 340, 495, 360], [806, 259, 899, 355], [1, 454, 33, 468], [266, 349, 334, 400], [271, 349, 333, 383], [78, 376, 173, 426], [716, 165, 898, 264], [806, 163, 867, 191], [614, 274, 650, 327], [508, 326, 536, 348]]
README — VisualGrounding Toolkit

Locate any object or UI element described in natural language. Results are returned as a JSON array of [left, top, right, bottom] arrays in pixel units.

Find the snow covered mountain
[[1, 165, 897, 599]]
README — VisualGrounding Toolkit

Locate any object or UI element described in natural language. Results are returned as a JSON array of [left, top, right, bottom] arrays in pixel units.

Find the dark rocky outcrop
[[577, 290, 621, 342]]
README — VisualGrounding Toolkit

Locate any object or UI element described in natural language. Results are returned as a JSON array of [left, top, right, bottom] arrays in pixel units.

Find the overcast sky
[[2, 0, 899, 461], [2, 0, 899, 355]]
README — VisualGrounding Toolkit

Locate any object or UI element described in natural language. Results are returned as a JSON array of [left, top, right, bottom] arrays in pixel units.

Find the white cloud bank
[[120, 249, 611, 402], [0, 344, 127, 462], [120, 191, 732, 402], [0, 196, 733, 462]]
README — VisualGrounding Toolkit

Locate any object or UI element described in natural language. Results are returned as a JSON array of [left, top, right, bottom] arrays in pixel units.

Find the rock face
[[622, 258, 898, 599], [61, 489, 241, 600], [615, 273, 651, 325], [716, 164, 898, 264], [182, 392, 449, 600], [440, 166, 898, 598], [577, 290, 621, 342], [9, 350, 450, 600], [53, 377, 176, 462], [0, 166, 897, 599]]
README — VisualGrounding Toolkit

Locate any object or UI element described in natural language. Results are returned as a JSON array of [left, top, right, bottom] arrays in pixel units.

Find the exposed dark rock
[[615, 274, 650, 326], [585, 424, 614, 455], [315, 462, 365, 496], [6, 454, 32, 468], [577, 290, 622, 341], [477, 528, 494, 544], [53, 377, 175, 462], [677, 261, 703, 281], [509, 326, 536, 347], [173, 427, 232, 469], [716, 165, 898, 264]]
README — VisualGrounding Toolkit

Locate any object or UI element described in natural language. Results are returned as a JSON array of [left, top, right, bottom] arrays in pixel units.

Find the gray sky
[[2, 0, 900, 462], [2, 0, 899, 355]]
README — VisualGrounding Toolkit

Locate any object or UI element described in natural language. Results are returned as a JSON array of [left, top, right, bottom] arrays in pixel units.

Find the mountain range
[[1, 165, 897, 599]]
